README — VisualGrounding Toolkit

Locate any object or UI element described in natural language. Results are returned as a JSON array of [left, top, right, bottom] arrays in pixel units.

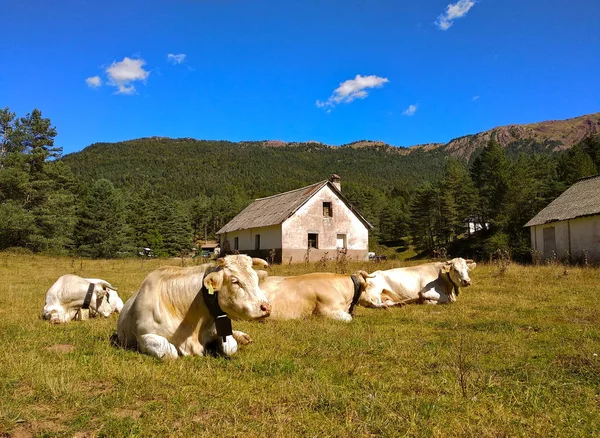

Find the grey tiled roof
[[217, 180, 373, 234], [525, 175, 600, 227]]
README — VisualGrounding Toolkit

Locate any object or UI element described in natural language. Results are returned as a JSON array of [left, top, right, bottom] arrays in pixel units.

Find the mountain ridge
[[249, 112, 600, 158]]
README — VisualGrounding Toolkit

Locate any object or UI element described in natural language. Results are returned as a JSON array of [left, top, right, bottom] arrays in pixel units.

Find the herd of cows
[[42, 255, 476, 360]]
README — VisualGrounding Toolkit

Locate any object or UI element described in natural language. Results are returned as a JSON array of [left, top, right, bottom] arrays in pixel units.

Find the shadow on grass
[[108, 332, 231, 359]]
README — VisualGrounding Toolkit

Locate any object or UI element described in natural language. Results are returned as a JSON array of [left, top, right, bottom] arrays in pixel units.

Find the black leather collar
[[349, 275, 362, 315], [200, 265, 233, 341], [443, 270, 460, 296], [82, 282, 95, 310]]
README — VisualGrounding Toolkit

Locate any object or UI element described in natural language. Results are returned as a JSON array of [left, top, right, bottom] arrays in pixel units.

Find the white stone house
[[216, 175, 373, 263], [525, 175, 600, 263]]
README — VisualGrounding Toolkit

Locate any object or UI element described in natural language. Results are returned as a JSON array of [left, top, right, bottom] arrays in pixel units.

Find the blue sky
[[2, 0, 599, 154]]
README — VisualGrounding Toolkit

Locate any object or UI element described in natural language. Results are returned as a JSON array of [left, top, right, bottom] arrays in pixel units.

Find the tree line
[[408, 135, 600, 261], [1, 107, 598, 260]]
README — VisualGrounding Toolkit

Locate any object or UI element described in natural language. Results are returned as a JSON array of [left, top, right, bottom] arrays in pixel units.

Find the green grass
[[0, 253, 599, 436]]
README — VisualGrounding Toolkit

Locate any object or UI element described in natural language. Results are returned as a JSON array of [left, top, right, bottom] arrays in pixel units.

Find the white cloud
[[105, 57, 150, 95], [472, 95, 480, 101], [316, 74, 389, 109], [85, 76, 102, 88], [167, 53, 186, 64], [403, 104, 418, 116], [435, 0, 476, 30]]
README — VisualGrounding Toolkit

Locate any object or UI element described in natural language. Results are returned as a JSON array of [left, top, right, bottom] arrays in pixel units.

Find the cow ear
[[204, 271, 224, 293], [441, 262, 452, 274], [381, 288, 403, 302], [96, 286, 108, 300], [467, 262, 477, 271], [381, 289, 394, 302]]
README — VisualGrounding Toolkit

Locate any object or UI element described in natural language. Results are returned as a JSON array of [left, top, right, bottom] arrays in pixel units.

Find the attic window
[[323, 202, 332, 218], [308, 233, 318, 249]]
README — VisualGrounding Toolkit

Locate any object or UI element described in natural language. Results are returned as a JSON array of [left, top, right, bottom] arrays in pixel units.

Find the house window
[[323, 202, 332, 217], [336, 234, 347, 249], [308, 233, 319, 249], [234, 237, 239, 250], [255, 234, 261, 250]]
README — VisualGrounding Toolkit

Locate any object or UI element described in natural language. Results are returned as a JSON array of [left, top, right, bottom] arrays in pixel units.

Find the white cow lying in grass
[[364, 258, 477, 306], [116, 255, 272, 360], [43, 274, 123, 323], [257, 271, 374, 321]]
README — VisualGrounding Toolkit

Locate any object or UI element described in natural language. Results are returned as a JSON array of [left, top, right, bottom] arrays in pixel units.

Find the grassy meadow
[[0, 252, 598, 437]]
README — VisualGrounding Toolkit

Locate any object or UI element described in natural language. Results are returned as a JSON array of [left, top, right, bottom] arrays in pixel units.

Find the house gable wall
[[281, 185, 369, 262]]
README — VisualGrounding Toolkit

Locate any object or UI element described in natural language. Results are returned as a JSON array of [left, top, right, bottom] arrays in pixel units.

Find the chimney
[[330, 174, 341, 192]]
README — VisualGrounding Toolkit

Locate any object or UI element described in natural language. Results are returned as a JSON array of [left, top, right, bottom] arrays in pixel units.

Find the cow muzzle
[[260, 302, 272, 317], [461, 279, 471, 287]]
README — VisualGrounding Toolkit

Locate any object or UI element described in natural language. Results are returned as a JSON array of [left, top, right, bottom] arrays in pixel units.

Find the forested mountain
[[62, 138, 449, 245], [63, 137, 448, 200], [3, 106, 600, 261], [63, 113, 600, 203]]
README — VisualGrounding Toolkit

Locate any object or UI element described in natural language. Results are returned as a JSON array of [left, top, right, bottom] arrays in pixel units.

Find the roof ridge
[[255, 180, 328, 201], [575, 174, 600, 183]]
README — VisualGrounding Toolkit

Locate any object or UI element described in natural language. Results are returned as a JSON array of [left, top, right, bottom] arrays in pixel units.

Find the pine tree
[[189, 194, 212, 241], [410, 184, 438, 251], [75, 179, 129, 258], [442, 158, 477, 237], [155, 197, 193, 256], [0, 108, 76, 252], [556, 144, 597, 185], [469, 140, 509, 230], [580, 134, 600, 172]]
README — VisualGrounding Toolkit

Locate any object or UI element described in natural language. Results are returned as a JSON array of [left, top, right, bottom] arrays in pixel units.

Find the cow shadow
[[108, 331, 230, 359]]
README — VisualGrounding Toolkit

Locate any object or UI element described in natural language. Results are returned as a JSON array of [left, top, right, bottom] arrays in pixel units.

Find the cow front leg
[[419, 288, 440, 304], [138, 333, 179, 360], [321, 309, 353, 322]]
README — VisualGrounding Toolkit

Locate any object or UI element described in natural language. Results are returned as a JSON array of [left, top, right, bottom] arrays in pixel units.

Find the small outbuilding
[[525, 174, 600, 263], [217, 175, 373, 263]]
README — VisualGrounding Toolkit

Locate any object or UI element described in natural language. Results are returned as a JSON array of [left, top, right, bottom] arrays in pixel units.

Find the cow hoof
[[232, 331, 253, 345]]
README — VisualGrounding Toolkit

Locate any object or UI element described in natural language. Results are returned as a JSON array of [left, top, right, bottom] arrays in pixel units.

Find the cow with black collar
[[362, 258, 477, 306], [43, 275, 123, 323], [256, 270, 375, 321], [116, 255, 271, 360]]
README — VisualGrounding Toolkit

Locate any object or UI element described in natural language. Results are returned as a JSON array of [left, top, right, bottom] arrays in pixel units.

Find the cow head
[[203, 254, 271, 321], [91, 281, 123, 317], [442, 258, 476, 293], [352, 270, 389, 308]]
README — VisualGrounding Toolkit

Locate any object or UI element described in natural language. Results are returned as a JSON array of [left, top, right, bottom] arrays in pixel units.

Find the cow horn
[[252, 258, 269, 269], [464, 259, 474, 263], [353, 270, 376, 279], [97, 281, 117, 291]]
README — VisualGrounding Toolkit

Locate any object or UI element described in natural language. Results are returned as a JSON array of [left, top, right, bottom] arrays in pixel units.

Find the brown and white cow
[[257, 271, 376, 321], [363, 258, 477, 306], [116, 255, 271, 360], [43, 275, 123, 323]]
